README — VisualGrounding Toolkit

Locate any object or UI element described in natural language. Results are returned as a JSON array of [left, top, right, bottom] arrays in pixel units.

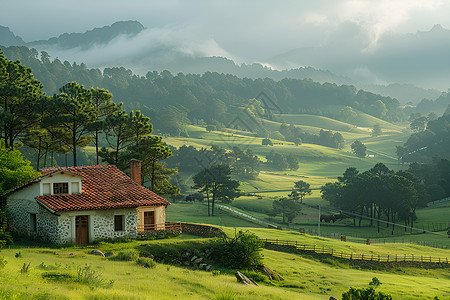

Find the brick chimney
[[130, 159, 141, 185]]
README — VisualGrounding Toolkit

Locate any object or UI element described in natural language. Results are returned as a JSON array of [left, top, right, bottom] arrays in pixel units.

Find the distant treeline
[[2, 46, 406, 135]]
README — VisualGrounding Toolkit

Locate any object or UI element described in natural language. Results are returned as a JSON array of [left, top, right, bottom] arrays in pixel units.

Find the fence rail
[[262, 239, 449, 264], [137, 222, 181, 232], [427, 197, 450, 207]]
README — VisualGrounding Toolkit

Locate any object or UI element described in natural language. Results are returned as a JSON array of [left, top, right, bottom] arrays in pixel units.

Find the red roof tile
[[32, 165, 170, 212]]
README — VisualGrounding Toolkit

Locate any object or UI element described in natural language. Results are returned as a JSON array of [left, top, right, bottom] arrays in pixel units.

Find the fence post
[[362, 254, 364, 261], [371, 255, 373, 261], [387, 255, 389, 262]]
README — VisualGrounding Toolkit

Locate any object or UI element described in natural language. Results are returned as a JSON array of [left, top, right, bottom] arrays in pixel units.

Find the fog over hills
[[0, 20, 446, 104]]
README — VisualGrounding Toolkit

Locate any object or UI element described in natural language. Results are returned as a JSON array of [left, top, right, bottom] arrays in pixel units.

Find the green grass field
[[1, 228, 448, 299]]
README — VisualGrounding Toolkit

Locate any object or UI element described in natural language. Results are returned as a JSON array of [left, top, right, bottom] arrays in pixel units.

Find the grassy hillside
[[0, 229, 448, 299]]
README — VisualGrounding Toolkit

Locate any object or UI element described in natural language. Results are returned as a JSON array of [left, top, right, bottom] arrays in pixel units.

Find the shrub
[[20, 262, 31, 273], [241, 270, 269, 283], [76, 265, 113, 288], [342, 287, 392, 300], [212, 270, 221, 276], [262, 138, 273, 146], [0, 231, 13, 248], [211, 230, 264, 270], [42, 272, 74, 282], [369, 277, 382, 287], [109, 251, 137, 261], [136, 257, 156, 269], [214, 288, 237, 300], [0, 256, 7, 269], [15, 251, 22, 258]]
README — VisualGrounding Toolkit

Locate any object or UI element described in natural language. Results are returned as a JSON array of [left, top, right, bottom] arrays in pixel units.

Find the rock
[[262, 265, 283, 281], [104, 252, 114, 257], [206, 265, 212, 272], [90, 250, 105, 257], [194, 257, 203, 264], [184, 261, 190, 266], [191, 256, 198, 262], [199, 263, 207, 270], [235, 271, 258, 286]]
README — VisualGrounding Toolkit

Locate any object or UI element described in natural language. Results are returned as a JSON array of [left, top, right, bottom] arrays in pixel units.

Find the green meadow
[[1, 228, 448, 300]]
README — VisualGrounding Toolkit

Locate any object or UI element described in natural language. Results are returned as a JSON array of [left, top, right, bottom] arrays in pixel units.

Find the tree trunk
[[206, 189, 210, 216], [95, 129, 99, 165], [72, 127, 77, 166], [212, 185, 216, 216], [151, 159, 156, 191], [391, 212, 395, 235], [358, 207, 363, 227], [377, 206, 380, 233], [370, 203, 373, 227], [386, 208, 390, 227]]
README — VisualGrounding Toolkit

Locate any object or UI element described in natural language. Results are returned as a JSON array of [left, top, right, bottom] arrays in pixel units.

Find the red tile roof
[[32, 165, 170, 212]]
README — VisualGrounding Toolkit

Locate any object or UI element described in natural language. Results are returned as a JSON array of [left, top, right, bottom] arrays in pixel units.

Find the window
[[30, 214, 37, 232], [53, 183, 68, 194], [114, 215, 124, 231]]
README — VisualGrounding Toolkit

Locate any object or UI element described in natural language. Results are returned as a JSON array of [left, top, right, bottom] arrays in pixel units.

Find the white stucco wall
[[39, 172, 82, 195], [6, 184, 60, 243]]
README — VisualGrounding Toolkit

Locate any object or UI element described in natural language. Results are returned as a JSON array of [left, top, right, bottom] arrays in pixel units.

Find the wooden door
[[144, 211, 155, 230], [75, 215, 89, 244]]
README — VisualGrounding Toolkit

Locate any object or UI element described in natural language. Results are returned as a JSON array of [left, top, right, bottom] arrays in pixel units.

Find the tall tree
[[127, 136, 178, 196], [42, 82, 95, 166], [273, 197, 302, 223], [88, 88, 116, 164], [351, 140, 367, 159], [100, 108, 132, 167], [0, 51, 43, 149], [292, 180, 312, 203], [193, 164, 240, 216]]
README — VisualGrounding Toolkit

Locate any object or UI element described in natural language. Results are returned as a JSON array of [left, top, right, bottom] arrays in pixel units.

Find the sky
[[2, 0, 450, 62]]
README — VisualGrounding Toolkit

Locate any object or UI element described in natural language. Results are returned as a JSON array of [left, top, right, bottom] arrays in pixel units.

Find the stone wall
[[61, 208, 138, 243], [181, 223, 226, 238]]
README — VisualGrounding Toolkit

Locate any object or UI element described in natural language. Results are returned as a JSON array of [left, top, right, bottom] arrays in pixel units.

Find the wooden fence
[[262, 239, 449, 264]]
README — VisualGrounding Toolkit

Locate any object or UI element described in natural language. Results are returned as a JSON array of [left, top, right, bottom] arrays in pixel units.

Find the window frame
[[30, 213, 37, 232], [114, 215, 125, 231], [53, 182, 69, 194]]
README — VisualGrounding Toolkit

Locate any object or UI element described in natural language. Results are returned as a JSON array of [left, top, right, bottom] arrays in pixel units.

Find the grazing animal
[[333, 213, 346, 221], [320, 214, 336, 223]]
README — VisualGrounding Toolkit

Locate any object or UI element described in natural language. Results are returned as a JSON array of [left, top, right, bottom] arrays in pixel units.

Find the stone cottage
[[6, 160, 171, 244]]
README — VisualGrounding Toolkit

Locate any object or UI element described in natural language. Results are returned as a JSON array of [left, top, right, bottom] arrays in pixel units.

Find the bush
[[211, 230, 264, 270], [109, 251, 137, 261], [15, 251, 22, 258], [42, 272, 74, 282], [76, 265, 113, 287], [262, 138, 273, 146], [342, 287, 392, 300], [0, 231, 13, 248], [136, 257, 156, 269], [369, 277, 382, 287], [20, 262, 31, 273], [241, 270, 269, 283], [0, 256, 7, 269]]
